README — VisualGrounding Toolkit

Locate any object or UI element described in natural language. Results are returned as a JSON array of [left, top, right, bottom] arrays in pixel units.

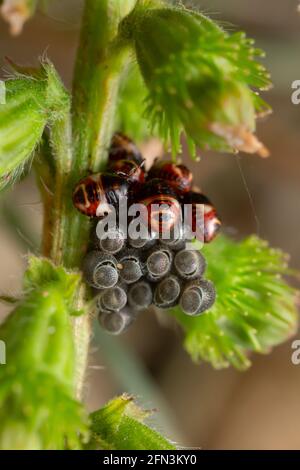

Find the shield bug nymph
[[109, 132, 144, 165], [184, 191, 221, 243], [137, 179, 182, 236], [148, 160, 193, 194], [72, 172, 130, 218], [108, 159, 145, 184]]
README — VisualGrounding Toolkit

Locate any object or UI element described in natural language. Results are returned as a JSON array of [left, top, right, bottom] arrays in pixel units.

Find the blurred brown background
[[1, 0, 300, 449]]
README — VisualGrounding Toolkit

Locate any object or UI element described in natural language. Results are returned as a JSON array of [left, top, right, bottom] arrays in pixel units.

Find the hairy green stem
[[49, 109, 73, 265], [72, 0, 137, 174], [49, 0, 137, 270], [45, 0, 137, 399]]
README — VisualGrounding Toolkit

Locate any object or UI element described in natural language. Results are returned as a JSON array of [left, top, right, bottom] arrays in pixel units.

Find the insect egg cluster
[[73, 133, 221, 335]]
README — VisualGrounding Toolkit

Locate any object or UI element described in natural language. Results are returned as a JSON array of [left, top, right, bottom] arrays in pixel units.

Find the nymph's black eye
[[86, 182, 97, 202], [74, 186, 85, 205]]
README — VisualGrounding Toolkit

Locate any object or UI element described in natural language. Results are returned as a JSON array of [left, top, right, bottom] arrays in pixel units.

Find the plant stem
[[49, 0, 137, 270], [45, 0, 137, 399], [47, 106, 73, 264], [34, 134, 55, 256], [72, 0, 136, 174]]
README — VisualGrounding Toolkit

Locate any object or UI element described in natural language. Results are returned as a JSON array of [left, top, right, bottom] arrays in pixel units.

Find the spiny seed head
[[82, 251, 118, 289], [174, 249, 206, 279], [96, 285, 127, 312], [128, 281, 153, 310], [146, 246, 173, 281], [180, 278, 216, 316], [157, 275, 181, 304], [98, 228, 125, 254], [98, 308, 134, 335]]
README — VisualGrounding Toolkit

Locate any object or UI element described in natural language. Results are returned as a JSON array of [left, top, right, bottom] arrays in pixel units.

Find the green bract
[[0, 61, 70, 190], [120, 5, 271, 157], [86, 395, 176, 450], [171, 236, 298, 370], [0, 257, 88, 450]]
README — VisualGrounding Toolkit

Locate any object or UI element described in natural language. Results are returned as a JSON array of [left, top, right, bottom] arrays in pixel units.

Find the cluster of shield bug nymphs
[[72, 133, 221, 335]]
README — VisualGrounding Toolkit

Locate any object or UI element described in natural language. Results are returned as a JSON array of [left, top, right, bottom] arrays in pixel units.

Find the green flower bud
[[0, 257, 88, 449], [120, 6, 271, 157]]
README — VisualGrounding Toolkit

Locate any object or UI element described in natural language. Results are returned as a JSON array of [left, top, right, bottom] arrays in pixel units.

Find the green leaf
[[0, 256, 88, 449], [120, 5, 271, 158], [116, 64, 154, 141], [0, 77, 47, 189], [0, 60, 70, 190], [86, 395, 176, 450], [171, 235, 299, 370]]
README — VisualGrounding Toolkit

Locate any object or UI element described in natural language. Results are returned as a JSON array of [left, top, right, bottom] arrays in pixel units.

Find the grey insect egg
[[118, 249, 143, 284], [96, 285, 127, 312], [82, 251, 119, 289], [161, 237, 186, 251], [154, 290, 177, 309], [121, 259, 143, 284], [128, 281, 153, 310], [156, 275, 181, 305], [128, 232, 156, 249], [180, 289, 202, 316], [98, 228, 125, 254], [98, 308, 134, 335], [146, 246, 173, 281], [180, 279, 216, 316], [174, 249, 206, 279], [160, 224, 186, 251]]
